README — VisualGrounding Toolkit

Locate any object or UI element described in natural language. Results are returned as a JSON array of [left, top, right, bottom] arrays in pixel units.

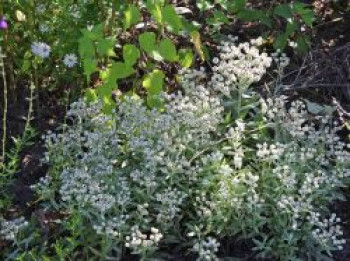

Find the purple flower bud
[[0, 17, 8, 30]]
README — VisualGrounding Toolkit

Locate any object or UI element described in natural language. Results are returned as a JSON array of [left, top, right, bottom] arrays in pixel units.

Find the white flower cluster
[[31, 175, 52, 190], [271, 49, 290, 68], [193, 237, 220, 261], [0, 217, 28, 241], [308, 212, 346, 250], [288, 41, 298, 49], [250, 36, 264, 46], [30, 175, 53, 199], [256, 142, 286, 160], [69, 5, 81, 20], [156, 187, 187, 222], [125, 226, 163, 251], [35, 40, 350, 260], [261, 97, 350, 164], [39, 78, 224, 257], [93, 216, 125, 238], [226, 120, 245, 169], [210, 40, 272, 95]]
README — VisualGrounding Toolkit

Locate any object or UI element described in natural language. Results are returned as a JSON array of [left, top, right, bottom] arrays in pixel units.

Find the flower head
[[39, 24, 50, 33], [36, 4, 46, 14], [63, 53, 78, 68], [31, 42, 51, 59], [69, 5, 81, 20], [0, 17, 8, 30]]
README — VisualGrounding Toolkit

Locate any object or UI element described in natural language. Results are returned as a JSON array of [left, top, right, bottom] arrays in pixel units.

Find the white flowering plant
[[4, 40, 349, 260]]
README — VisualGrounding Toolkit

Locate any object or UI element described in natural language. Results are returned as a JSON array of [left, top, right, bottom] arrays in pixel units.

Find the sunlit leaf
[[123, 4, 141, 30], [143, 69, 165, 94], [162, 5, 183, 34], [78, 37, 95, 57], [83, 58, 97, 81], [102, 96, 116, 114], [96, 38, 116, 57], [85, 88, 98, 103], [190, 31, 205, 62], [139, 32, 156, 54], [147, 0, 163, 25], [143, 69, 165, 107], [81, 24, 103, 41], [178, 49, 194, 68], [110, 62, 135, 80], [123, 44, 140, 66], [196, 0, 214, 11], [158, 38, 178, 62]]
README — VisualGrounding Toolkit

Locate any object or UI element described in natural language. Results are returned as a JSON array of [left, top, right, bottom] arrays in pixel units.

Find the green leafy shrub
[[197, 0, 315, 53], [3, 39, 349, 260], [2, 0, 315, 116], [78, 1, 200, 112]]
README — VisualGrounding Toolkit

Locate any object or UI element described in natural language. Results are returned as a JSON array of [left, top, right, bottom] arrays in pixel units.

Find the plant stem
[[24, 80, 35, 134], [33, 61, 41, 124], [1, 43, 7, 169], [237, 87, 242, 118]]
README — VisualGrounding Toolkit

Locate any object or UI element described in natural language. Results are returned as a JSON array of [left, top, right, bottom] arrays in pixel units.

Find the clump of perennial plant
[[0, 217, 28, 242], [30, 39, 350, 260]]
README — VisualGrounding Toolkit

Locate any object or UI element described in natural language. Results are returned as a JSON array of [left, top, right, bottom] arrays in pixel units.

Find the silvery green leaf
[[305, 99, 324, 114], [223, 101, 236, 107], [242, 93, 252, 98], [323, 105, 336, 114]]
